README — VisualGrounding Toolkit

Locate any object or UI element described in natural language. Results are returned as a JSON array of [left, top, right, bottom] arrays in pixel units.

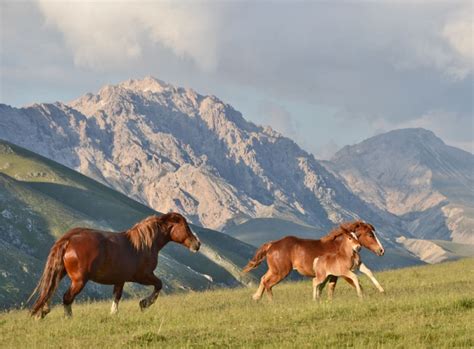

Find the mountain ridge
[[329, 127, 474, 244], [0, 76, 470, 266]]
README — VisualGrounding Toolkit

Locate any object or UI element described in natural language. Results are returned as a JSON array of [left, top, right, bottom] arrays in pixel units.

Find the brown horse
[[28, 212, 200, 318], [243, 221, 384, 301], [312, 232, 362, 301]]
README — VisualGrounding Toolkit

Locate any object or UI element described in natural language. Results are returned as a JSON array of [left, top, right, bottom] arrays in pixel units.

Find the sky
[[1, 0, 472, 157]]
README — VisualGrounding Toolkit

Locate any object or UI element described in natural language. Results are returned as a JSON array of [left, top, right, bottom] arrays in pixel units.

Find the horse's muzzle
[[190, 241, 201, 253], [377, 248, 385, 256]]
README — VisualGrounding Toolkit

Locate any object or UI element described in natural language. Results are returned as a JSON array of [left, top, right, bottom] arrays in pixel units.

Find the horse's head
[[166, 212, 201, 252], [339, 231, 361, 254], [348, 232, 361, 253], [341, 221, 384, 256]]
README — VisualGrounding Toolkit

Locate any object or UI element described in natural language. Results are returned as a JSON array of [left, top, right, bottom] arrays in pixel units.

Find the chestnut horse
[[243, 221, 384, 301], [28, 212, 200, 318], [313, 232, 362, 301]]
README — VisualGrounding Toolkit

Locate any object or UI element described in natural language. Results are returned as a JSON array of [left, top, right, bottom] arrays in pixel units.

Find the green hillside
[[0, 259, 472, 348], [0, 140, 257, 309]]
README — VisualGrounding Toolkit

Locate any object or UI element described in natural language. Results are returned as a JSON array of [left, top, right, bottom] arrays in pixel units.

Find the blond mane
[[126, 215, 164, 250]]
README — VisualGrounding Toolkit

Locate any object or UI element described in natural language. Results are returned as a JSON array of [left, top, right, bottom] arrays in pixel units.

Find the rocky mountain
[[0, 77, 397, 232], [0, 77, 459, 269], [0, 140, 258, 309], [329, 128, 474, 244]]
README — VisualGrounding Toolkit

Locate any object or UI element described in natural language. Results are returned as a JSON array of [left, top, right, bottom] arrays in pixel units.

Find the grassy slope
[[1, 259, 472, 348], [0, 140, 258, 308]]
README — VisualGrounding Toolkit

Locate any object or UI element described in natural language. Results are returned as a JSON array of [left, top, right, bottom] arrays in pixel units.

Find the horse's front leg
[[359, 263, 384, 293], [137, 273, 163, 311], [312, 276, 328, 302], [343, 271, 363, 299]]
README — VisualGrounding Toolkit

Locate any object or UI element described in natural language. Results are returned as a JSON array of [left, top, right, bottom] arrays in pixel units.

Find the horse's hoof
[[139, 299, 148, 311], [252, 295, 261, 301]]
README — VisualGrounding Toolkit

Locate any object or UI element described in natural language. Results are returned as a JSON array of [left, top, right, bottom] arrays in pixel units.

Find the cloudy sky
[[1, 0, 472, 156]]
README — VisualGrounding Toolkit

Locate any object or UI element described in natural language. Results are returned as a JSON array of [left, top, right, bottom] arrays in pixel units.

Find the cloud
[[2, 1, 472, 151], [257, 101, 297, 138], [37, 0, 219, 71]]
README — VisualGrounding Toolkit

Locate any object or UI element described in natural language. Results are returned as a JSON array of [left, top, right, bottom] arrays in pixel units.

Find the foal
[[312, 232, 362, 301]]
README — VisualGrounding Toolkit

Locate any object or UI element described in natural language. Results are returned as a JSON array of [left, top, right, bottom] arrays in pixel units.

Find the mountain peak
[[333, 128, 448, 161], [377, 128, 442, 143], [369, 128, 444, 147], [118, 76, 172, 93]]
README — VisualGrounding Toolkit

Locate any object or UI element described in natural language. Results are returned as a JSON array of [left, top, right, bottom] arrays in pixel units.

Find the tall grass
[[1, 259, 473, 348]]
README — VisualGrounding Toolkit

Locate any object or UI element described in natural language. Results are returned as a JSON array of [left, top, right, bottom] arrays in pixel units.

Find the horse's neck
[[154, 234, 170, 250], [338, 240, 353, 258]]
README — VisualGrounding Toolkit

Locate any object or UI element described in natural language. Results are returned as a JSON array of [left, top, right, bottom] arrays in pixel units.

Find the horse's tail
[[243, 242, 273, 272], [27, 237, 69, 316]]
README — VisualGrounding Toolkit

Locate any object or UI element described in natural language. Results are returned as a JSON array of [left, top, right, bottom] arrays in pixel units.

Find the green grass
[[1, 259, 473, 348]]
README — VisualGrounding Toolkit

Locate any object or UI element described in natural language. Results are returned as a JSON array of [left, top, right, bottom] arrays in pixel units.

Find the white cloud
[[2, 1, 472, 150], [442, 4, 473, 78], [37, 0, 218, 71]]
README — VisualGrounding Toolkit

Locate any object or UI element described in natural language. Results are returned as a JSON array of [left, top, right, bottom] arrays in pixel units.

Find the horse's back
[[61, 228, 137, 283], [267, 235, 334, 277]]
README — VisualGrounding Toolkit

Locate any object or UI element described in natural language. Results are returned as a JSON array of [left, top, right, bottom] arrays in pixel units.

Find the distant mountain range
[[0, 140, 257, 309], [0, 77, 472, 282], [329, 128, 474, 245]]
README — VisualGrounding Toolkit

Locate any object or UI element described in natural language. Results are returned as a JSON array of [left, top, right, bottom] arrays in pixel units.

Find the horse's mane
[[322, 220, 373, 242], [126, 215, 166, 250], [321, 225, 349, 242]]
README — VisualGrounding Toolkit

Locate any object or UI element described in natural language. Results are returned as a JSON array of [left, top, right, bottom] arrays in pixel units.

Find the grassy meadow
[[0, 258, 473, 348]]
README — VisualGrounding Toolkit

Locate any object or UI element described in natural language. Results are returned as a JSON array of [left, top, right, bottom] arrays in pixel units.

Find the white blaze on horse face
[[191, 228, 201, 243], [350, 232, 361, 252], [373, 231, 384, 255]]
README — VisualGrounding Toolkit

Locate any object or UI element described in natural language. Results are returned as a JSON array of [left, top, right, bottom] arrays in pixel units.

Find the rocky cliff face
[[0, 77, 389, 234]]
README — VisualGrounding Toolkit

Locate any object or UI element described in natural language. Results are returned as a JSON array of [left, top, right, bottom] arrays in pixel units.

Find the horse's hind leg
[[263, 272, 288, 301], [252, 278, 266, 301], [138, 273, 163, 310], [111, 283, 124, 315], [252, 270, 274, 301], [327, 275, 338, 300], [35, 270, 66, 319], [63, 279, 86, 318]]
